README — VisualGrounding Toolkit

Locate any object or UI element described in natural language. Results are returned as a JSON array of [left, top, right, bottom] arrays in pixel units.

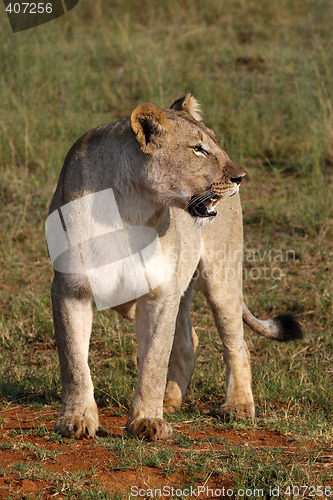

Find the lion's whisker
[[187, 191, 212, 208]]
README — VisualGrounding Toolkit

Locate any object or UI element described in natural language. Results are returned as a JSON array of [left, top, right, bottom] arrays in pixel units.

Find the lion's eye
[[192, 145, 209, 157]]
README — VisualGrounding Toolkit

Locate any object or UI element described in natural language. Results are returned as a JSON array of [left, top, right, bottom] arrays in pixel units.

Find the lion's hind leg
[[163, 278, 198, 413], [198, 261, 255, 421]]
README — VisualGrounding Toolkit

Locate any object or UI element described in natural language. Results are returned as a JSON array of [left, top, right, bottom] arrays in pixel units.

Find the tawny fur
[[48, 94, 302, 441]]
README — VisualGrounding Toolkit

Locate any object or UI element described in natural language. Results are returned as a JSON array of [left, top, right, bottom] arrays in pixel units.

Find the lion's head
[[130, 94, 245, 218]]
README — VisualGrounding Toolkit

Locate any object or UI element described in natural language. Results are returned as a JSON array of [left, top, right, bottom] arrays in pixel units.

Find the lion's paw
[[53, 415, 99, 439], [163, 397, 182, 414], [126, 418, 172, 441], [218, 402, 255, 421]]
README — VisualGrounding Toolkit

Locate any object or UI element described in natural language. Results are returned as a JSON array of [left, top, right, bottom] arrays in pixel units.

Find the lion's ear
[[131, 103, 169, 153], [170, 94, 203, 121]]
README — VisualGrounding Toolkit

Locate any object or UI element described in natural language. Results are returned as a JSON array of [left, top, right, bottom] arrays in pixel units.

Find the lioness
[[48, 94, 302, 441]]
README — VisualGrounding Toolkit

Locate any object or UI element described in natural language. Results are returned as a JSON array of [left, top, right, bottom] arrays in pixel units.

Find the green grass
[[1, 461, 112, 499], [101, 435, 177, 475], [1, 0, 333, 174], [0, 0, 332, 496]]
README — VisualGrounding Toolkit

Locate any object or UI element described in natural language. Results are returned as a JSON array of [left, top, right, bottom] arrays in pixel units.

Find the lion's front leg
[[126, 288, 181, 440], [52, 276, 99, 439]]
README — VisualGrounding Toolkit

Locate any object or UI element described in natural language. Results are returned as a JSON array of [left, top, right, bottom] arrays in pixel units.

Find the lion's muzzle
[[187, 192, 220, 218]]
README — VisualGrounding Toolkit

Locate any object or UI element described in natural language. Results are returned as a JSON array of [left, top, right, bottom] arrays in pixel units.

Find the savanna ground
[[0, 0, 332, 498]]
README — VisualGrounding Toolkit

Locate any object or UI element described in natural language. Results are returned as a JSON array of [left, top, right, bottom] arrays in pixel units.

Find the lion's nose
[[227, 160, 246, 184], [230, 175, 245, 185]]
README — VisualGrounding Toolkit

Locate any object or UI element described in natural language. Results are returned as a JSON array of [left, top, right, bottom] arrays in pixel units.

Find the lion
[[47, 94, 302, 441]]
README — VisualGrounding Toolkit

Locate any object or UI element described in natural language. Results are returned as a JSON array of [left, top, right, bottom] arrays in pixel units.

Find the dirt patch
[[0, 406, 330, 499]]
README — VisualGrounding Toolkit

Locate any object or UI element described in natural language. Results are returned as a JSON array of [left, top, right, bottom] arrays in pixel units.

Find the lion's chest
[[159, 208, 202, 294]]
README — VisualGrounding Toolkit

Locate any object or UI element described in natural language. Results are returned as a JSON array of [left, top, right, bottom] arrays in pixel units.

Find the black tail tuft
[[273, 314, 303, 342]]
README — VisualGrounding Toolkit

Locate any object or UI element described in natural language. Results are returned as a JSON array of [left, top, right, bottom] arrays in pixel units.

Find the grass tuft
[[0, 0, 332, 495]]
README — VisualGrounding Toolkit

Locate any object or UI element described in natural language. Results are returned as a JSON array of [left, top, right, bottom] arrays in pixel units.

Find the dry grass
[[0, 0, 332, 497]]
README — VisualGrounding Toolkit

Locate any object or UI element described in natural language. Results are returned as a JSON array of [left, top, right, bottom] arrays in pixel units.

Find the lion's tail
[[242, 302, 303, 342]]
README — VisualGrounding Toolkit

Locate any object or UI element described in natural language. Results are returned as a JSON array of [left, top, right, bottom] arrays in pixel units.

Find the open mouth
[[187, 193, 220, 218]]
